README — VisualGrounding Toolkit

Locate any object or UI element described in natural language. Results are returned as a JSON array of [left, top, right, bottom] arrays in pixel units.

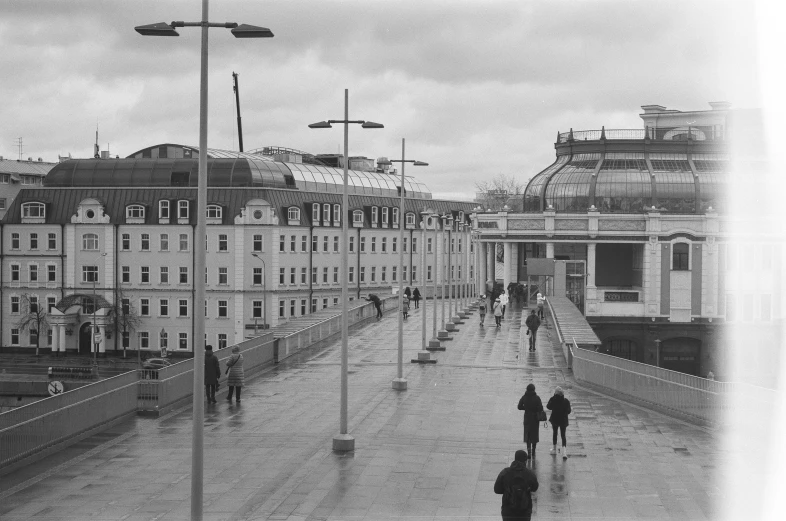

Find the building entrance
[[79, 322, 93, 355]]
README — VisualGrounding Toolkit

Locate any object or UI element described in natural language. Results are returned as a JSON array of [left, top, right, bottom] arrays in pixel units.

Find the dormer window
[[333, 204, 341, 225], [323, 203, 331, 224], [312, 203, 320, 223], [405, 212, 416, 227], [392, 208, 399, 226], [159, 200, 170, 219], [206, 205, 222, 219], [287, 206, 301, 224], [21, 202, 45, 219], [178, 200, 189, 219], [126, 205, 145, 220], [371, 206, 379, 225], [382, 207, 389, 225], [353, 210, 364, 225]]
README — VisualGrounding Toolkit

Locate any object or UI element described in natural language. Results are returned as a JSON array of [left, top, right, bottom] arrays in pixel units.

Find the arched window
[[333, 204, 341, 225], [323, 203, 331, 223], [159, 200, 170, 219], [206, 205, 222, 219], [21, 202, 45, 218], [382, 207, 389, 225], [353, 210, 364, 224], [392, 208, 399, 226], [288, 207, 301, 222], [673, 243, 690, 271], [126, 205, 145, 219], [405, 212, 416, 226], [371, 206, 379, 224], [82, 233, 99, 251], [312, 203, 320, 221]]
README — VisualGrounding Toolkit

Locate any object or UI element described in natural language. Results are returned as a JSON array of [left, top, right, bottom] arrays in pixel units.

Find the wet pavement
[[0, 301, 726, 520]]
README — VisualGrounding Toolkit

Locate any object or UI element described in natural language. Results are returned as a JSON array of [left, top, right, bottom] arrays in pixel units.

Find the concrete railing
[[1, 296, 396, 472]]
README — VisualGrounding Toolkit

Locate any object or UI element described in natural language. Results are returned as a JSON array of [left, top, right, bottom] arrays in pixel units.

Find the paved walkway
[[0, 301, 725, 520]]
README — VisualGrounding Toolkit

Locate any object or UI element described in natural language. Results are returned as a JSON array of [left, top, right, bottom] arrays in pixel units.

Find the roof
[[0, 158, 57, 176], [55, 293, 113, 312]]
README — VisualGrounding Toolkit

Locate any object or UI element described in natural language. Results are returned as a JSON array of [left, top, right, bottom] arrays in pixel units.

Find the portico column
[[503, 242, 512, 295], [52, 326, 59, 355], [479, 242, 487, 294], [546, 242, 555, 259], [59, 325, 67, 353], [487, 242, 496, 291], [587, 243, 597, 289]]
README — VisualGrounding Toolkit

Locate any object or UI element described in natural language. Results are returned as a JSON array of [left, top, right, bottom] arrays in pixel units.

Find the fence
[[1, 296, 394, 472]]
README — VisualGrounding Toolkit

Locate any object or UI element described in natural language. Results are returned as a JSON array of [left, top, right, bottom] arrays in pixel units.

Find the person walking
[[499, 291, 509, 319], [404, 286, 412, 302], [365, 294, 383, 319], [494, 450, 539, 521], [547, 386, 572, 459], [517, 383, 544, 458], [204, 344, 220, 404], [401, 295, 410, 320], [524, 310, 541, 351], [224, 346, 244, 403], [478, 295, 487, 327], [412, 287, 421, 308], [493, 298, 503, 327], [536, 292, 545, 320]]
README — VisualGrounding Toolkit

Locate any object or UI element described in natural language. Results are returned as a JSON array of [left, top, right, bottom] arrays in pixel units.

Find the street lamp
[[378, 141, 428, 388], [135, 6, 272, 519], [309, 89, 383, 452], [429, 210, 442, 348], [251, 253, 267, 335]]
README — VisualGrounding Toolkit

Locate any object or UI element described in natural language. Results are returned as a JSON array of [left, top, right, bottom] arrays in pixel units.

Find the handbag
[[537, 410, 547, 422]]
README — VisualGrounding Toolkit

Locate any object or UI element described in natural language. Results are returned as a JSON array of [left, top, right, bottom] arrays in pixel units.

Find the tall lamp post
[[135, 7, 273, 520], [378, 141, 427, 388], [429, 210, 441, 347], [251, 253, 267, 334], [309, 89, 383, 451]]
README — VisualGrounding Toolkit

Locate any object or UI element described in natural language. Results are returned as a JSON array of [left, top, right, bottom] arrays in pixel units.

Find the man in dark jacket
[[524, 310, 541, 351], [365, 294, 383, 319], [494, 450, 539, 521], [204, 344, 221, 403]]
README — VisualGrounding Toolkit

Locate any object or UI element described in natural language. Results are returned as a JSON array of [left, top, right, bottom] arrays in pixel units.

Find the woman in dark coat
[[404, 286, 412, 300], [225, 346, 244, 403], [517, 383, 544, 457], [412, 287, 421, 308], [547, 386, 572, 459]]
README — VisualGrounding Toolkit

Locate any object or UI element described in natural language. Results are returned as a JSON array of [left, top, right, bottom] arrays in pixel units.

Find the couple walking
[[517, 383, 572, 458]]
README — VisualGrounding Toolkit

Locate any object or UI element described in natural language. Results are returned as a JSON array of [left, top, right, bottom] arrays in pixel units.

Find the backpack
[[504, 468, 532, 511]]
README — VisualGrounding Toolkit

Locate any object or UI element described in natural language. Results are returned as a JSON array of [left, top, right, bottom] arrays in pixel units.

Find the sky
[[0, 0, 770, 201]]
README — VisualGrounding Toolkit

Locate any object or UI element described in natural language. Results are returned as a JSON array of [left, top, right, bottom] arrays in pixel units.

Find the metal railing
[[558, 127, 726, 143]]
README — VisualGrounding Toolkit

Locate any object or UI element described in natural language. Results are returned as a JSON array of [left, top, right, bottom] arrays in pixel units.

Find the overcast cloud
[[0, 0, 766, 199]]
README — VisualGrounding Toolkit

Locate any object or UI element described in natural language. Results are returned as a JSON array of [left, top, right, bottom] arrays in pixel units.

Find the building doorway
[[79, 322, 93, 355], [660, 337, 700, 376], [565, 261, 585, 314]]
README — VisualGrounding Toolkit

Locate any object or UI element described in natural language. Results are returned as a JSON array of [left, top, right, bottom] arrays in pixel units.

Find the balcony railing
[[558, 127, 726, 143]]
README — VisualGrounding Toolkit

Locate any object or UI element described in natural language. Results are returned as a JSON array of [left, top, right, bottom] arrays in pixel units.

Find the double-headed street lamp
[[135, 5, 273, 519], [309, 89, 383, 451], [378, 140, 427, 387]]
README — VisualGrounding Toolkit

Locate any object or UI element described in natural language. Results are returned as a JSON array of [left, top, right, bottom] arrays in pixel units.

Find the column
[[586, 242, 598, 312], [59, 325, 67, 353], [503, 242, 512, 295], [478, 241, 487, 295], [52, 326, 60, 355], [487, 242, 495, 291], [546, 242, 555, 259]]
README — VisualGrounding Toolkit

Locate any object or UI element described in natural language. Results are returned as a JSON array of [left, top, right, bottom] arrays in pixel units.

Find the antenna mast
[[232, 72, 244, 152]]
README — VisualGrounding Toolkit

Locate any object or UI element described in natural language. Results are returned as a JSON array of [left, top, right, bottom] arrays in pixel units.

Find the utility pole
[[232, 72, 244, 152]]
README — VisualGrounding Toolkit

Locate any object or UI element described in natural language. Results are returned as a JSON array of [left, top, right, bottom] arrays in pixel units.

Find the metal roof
[[0, 158, 57, 176]]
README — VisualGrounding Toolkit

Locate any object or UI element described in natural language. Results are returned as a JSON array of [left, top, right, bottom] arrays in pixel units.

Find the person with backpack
[[494, 449, 539, 521], [547, 386, 572, 459], [478, 295, 487, 326], [493, 298, 503, 327], [517, 383, 544, 458]]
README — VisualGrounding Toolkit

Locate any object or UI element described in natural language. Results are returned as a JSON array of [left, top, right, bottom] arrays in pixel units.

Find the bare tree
[[107, 287, 142, 357], [15, 293, 49, 357], [474, 174, 526, 212]]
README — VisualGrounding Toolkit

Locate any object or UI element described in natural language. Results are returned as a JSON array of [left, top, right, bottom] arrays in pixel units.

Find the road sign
[[48, 381, 64, 396]]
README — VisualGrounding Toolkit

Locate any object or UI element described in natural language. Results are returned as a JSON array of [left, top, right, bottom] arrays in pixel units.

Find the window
[[291, 235, 296, 252], [140, 299, 150, 316], [382, 237, 387, 253], [253, 267, 263, 285], [458, 238, 463, 253], [361, 237, 366, 252], [179, 299, 188, 317], [403, 238, 408, 253], [158, 233, 169, 251], [392, 266, 397, 282], [353, 210, 364, 224], [206, 205, 222, 219], [122, 234, 130, 251], [252, 300, 263, 318], [413, 237, 418, 253], [392, 208, 399, 226], [126, 205, 145, 219], [349, 266, 355, 283], [761, 294, 772, 321], [371, 266, 376, 282], [179, 267, 189, 284], [301, 299, 306, 315], [121, 266, 130, 283], [333, 266, 339, 283], [141, 234, 150, 251], [48, 233, 57, 250], [218, 300, 228, 318], [279, 268, 285, 284], [82, 233, 99, 251], [48, 264, 56, 282], [312, 235, 318, 252], [30, 233, 38, 250], [218, 234, 228, 251], [334, 236, 339, 252], [82, 266, 98, 283], [139, 332, 150, 349], [160, 299, 169, 316], [290, 267, 296, 285], [427, 265, 432, 280], [22, 202, 45, 218], [371, 237, 377, 253], [29, 296, 39, 313], [381, 266, 387, 282], [673, 243, 690, 271], [382, 207, 389, 225], [312, 203, 320, 222], [311, 298, 317, 312], [288, 207, 300, 222], [311, 267, 317, 284], [372, 207, 379, 224], [218, 334, 227, 350], [48, 297, 56, 313], [333, 204, 341, 225], [218, 267, 228, 285], [451, 238, 454, 253], [159, 200, 170, 219], [179, 333, 188, 350], [279, 300, 285, 317], [11, 329, 19, 345], [323, 203, 331, 223], [393, 237, 397, 253], [160, 266, 169, 284], [301, 235, 308, 252], [406, 213, 415, 226], [178, 200, 189, 219], [179, 234, 189, 251], [349, 236, 355, 252], [29, 264, 38, 282], [323, 298, 328, 309], [11, 264, 20, 282], [141, 266, 150, 284], [412, 265, 417, 281], [323, 236, 328, 252], [323, 267, 328, 283], [279, 235, 285, 252], [11, 296, 20, 314], [290, 299, 296, 316], [743, 294, 754, 322], [360, 267, 366, 283], [403, 265, 408, 281], [428, 237, 433, 253], [121, 298, 130, 315], [122, 331, 130, 348], [253, 234, 263, 252]]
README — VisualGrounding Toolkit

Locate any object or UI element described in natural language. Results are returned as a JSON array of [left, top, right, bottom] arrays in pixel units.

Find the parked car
[[142, 358, 172, 370]]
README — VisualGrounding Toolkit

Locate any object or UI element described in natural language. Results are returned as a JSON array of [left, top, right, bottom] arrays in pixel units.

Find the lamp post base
[[411, 350, 437, 364], [332, 433, 355, 452], [451, 315, 464, 324], [428, 337, 444, 349], [437, 329, 452, 340], [445, 322, 458, 331], [392, 378, 408, 390]]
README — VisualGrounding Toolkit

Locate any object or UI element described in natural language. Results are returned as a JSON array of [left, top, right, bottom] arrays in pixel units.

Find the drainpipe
[[308, 226, 314, 314], [356, 227, 361, 299], [113, 223, 118, 354]]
